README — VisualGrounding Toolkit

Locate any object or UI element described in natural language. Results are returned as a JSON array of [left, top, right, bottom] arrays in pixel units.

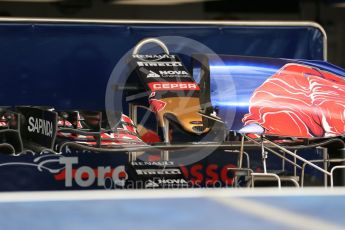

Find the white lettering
[[137, 62, 182, 67], [27, 117, 53, 137]]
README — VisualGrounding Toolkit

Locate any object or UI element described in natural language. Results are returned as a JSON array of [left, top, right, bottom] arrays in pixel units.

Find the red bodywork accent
[[141, 130, 161, 143], [57, 114, 146, 147], [243, 63, 345, 138], [149, 99, 167, 113]]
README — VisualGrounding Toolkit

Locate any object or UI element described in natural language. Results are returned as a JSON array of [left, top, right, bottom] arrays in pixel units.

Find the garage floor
[[0, 188, 344, 230]]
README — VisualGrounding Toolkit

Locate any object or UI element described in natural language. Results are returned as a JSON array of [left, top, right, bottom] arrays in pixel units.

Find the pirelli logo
[[148, 82, 200, 91], [137, 61, 182, 67], [136, 169, 182, 175]]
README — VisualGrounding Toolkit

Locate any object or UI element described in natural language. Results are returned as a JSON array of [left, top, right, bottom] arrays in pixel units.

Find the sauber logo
[[28, 117, 53, 137], [148, 82, 200, 91]]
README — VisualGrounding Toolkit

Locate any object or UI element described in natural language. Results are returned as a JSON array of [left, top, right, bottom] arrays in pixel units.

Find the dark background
[[0, 0, 342, 67]]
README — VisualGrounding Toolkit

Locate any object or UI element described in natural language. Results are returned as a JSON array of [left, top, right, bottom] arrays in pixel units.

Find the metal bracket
[[330, 165, 345, 187], [251, 172, 282, 188]]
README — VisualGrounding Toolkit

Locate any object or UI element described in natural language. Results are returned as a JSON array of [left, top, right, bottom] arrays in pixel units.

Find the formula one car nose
[[131, 38, 209, 139]]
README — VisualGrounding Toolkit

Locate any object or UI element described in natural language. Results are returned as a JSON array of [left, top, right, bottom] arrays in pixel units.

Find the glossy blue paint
[[0, 22, 324, 110]]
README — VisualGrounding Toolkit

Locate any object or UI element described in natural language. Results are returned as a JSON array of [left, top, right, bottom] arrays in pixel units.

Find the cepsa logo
[[148, 82, 200, 91], [54, 157, 127, 189], [180, 163, 236, 186]]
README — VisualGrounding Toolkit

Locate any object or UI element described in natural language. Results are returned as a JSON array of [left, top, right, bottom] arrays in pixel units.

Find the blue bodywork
[[193, 55, 345, 131]]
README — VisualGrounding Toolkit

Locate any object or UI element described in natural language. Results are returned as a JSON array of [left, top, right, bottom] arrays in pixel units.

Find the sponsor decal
[[136, 168, 181, 175], [137, 62, 182, 67], [145, 180, 159, 188], [133, 54, 175, 60], [145, 178, 188, 188], [56, 157, 127, 188], [157, 178, 188, 184], [146, 70, 190, 78], [147, 70, 161, 78], [148, 82, 200, 91], [130, 161, 174, 166], [159, 70, 190, 78], [28, 117, 53, 137], [180, 164, 236, 186]]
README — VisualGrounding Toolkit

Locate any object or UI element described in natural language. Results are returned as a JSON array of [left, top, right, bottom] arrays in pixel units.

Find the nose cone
[[155, 97, 209, 135]]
